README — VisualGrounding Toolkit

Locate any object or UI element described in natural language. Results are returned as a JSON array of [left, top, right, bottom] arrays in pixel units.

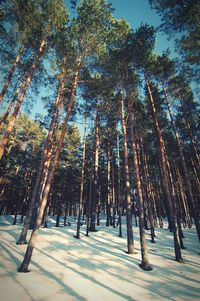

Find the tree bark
[[75, 114, 87, 239], [0, 79, 24, 132], [126, 76, 152, 269], [166, 155, 185, 250], [106, 139, 112, 226], [0, 37, 46, 160], [117, 133, 123, 237], [120, 82, 135, 254], [163, 85, 200, 241], [16, 69, 65, 244], [0, 46, 24, 103], [112, 155, 116, 228], [146, 77, 183, 263], [89, 105, 99, 231], [18, 62, 80, 272], [86, 172, 92, 236]]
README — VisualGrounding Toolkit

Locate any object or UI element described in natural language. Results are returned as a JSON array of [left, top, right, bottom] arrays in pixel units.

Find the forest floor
[[0, 215, 200, 301]]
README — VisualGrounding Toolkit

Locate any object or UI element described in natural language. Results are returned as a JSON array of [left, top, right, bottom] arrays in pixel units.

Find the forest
[[0, 0, 199, 300]]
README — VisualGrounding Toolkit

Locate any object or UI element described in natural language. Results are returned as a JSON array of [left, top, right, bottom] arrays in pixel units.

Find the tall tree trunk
[[89, 106, 99, 231], [120, 82, 135, 254], [0, 46, 24, 103], [97, 184, 101, 226], [106, 139, 112, 226], [139, 133, 156, 242], [112, 155, 116, 228], [166, 156, 185, 250], [143, 153, 156, 243], [86, 172, 92, 237], [75, 114, 87, 239], [16, 69, 65, 244], [0, 37, 47, 160], [18, 62, 80, 272], [29, 146, 54, 229], [117, 133, 123, 237], [186, 121, 200, 175], [146, 77, 183, 263], [0, 79, 24, 132], [163, 85, 200, 241], [126, 82, 152, 269]]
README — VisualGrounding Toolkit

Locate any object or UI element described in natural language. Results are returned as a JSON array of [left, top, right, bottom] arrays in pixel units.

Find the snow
[[0, 215, 200, 301]]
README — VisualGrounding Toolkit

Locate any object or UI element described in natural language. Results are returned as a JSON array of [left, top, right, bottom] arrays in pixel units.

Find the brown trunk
[[112, 156, 116, 228], [163, 85, 200, 241], [29, 145, 54, 229], [0, 79, 24, 132], [106, 139, 112, 226], [176, 165, 191, 226], [126, 72, 151, 269], [0, 46, 24, 103], [146, 77, 183, 263], [191, 158, 200, 192], [75, 114, 87, 239], [187, 121, 200, 169], [117, 133, 123, 237], [18, 62, 80, 272], [120, 82, 135, 254], [140, 135, 156, 243], [86, 172, 92, 236], [16, 69, 65, 244], [0, 37, 46, 160], [89, 106, 99, 231], [166, 156, 185, 250], [144, 154, 156, 243]]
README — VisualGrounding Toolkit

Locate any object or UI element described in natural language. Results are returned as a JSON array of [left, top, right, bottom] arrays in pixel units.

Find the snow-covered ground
[[0, 215, 199, 301]]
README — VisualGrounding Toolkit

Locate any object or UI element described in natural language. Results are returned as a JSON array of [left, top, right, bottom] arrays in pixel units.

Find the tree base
[[89, 228, 98, 232], [125, 250, 137, 255], [18, 266, 30, 273], [175, 258, 184, 263], [139, 263, 153, 271], [74, 235, 80, 239], [16, 240, 28, 245], [150, 240, 156, 243]]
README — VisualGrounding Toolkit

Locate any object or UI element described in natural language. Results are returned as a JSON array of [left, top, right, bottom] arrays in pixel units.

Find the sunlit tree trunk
[[75, 113, 87, 238], [112, 155, 116, 228], [166, 155, 185, 250], [126, 87, 152, 269], [117, 133, 123, 237], [86, 171, 92, 236], [120, 82, 135, 254], [0, 79, 24, 132], [163, 85, 200, 241], [0, 46, 24, 103], [0, 37, 47, 160], [141, 141, 156, 243], [16, 68, 65, 244], [106, 139, 112, 226], [89, 105, 99, 231], [18, 62, 80, 272], [146, 77, 183, 262]]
